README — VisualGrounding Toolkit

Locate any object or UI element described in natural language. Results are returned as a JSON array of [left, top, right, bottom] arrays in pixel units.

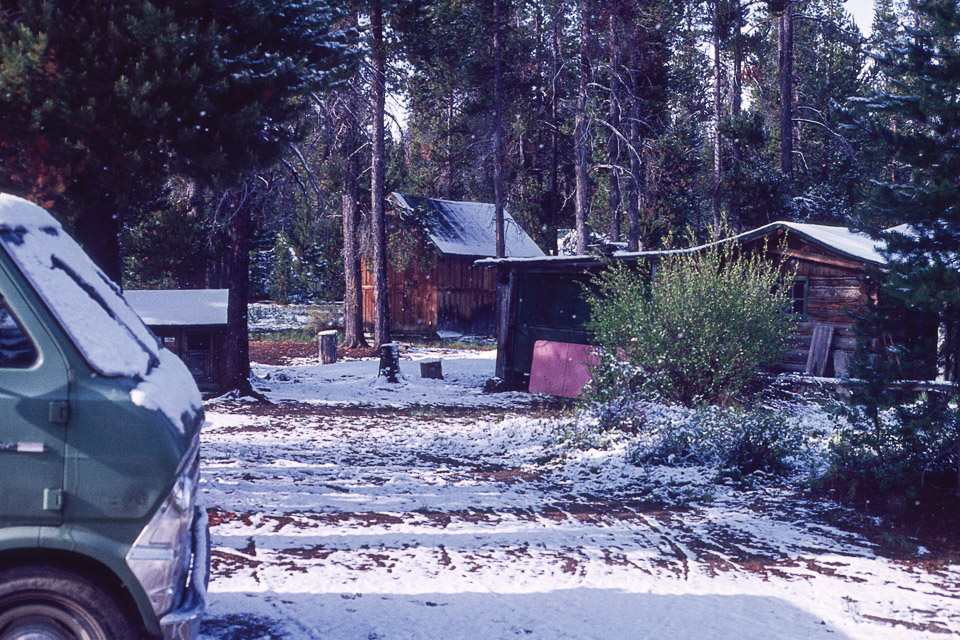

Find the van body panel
[[0, 256, 69, 526]]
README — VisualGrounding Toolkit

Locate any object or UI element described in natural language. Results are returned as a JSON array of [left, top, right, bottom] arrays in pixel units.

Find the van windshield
[[0, 195, 160, 378]]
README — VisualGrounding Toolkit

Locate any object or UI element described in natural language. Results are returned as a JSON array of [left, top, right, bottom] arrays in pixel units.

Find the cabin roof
[[480, 221, 889, 269], [736, 221, 887, 265], [125, 289, 229, 326], [389, 193, 545, 259]]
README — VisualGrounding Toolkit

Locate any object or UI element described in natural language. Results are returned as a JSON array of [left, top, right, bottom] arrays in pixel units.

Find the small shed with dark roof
[[124, 289, 229, 393], [362, 193, 544, 337]]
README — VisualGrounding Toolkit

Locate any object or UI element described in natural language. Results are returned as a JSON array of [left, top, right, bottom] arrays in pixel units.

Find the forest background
[[91, 0, 898, 301]]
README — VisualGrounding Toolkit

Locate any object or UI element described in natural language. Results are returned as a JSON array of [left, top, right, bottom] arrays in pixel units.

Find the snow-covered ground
[[200, 348, 960, 639], [249, 347, 530, 409]]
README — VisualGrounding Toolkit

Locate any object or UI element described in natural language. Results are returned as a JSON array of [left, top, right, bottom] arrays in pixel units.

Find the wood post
[[318, 330, 337, 365], [378, 341, 400, 383]]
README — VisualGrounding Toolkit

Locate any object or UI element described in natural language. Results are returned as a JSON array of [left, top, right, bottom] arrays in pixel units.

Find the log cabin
[[362, 193, 544, 337], [484, 222, 890, 390]]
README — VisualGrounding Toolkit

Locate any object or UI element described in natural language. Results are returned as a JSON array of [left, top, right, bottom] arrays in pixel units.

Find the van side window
[[0, 300, 38, 368]]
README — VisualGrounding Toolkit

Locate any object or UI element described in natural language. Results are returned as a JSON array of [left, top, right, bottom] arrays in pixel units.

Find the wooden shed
[[485, 222, 889, 390], [124, 289, 229, 393], [362, 193, 544, 337]]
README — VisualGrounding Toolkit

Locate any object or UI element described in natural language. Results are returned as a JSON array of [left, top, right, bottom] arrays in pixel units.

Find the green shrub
[[585, 237, 797, 406], [626, 403, 808, 481], [820, 392, 959, 509]]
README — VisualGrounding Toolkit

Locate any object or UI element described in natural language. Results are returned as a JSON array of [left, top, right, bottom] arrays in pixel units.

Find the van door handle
[[0, 442, 45, 453]]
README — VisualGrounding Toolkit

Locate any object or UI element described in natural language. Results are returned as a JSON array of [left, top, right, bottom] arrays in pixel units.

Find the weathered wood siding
[[361, 224, 499, 336], [362, 258, 438, 335], [750, 232, 880, 376], [435, 258, 496, 335]]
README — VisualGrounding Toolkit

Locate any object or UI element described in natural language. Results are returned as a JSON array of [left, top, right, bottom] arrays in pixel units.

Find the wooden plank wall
[[781, 260, 876, 375], [362, 256, 497, 335], [435, 258, 496, 335], [361, 257, 438, 334]]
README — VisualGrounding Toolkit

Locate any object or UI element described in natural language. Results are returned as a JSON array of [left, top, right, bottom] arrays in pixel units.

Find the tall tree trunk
[[340, 10, 367, 350], [573, 0, 591, 255], [626, 92, 641, 253], [607, 8, 622, 244], [341, 81, 367, 349], [492, 0, 506, 258], [370, 0, 390, 348], [778, 0, 794, 186], [224, 183, 256, 396], [549, 0, 562, 255], [712, 0, 723, 234], [625, 40, 641, 253], [74, 194, 123, 286], [730, 0, 742, 230]]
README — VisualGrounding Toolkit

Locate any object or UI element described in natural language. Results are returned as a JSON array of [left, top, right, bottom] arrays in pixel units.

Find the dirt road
[[198, 402, 959, 640]]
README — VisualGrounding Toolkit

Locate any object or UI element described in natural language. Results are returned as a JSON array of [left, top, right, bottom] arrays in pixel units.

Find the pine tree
[[847, 0, 960, 494], [0, 0, 357, 281]]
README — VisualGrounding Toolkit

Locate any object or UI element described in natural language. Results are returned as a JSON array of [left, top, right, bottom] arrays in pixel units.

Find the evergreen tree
[[847, 0, 960, 494], [0, 0, 356, 281], [1, 0, 357, 395]]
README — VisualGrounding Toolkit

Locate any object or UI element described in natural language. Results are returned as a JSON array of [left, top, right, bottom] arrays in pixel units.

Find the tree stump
[[378, 342, 400, 383], [318, 330, 338, 365], [420, 359, 443, 379]]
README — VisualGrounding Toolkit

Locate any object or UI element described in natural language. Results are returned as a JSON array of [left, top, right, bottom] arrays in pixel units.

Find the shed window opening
[[791, 279, 808, 317], [185, 330, 211, 351], [0, 300, 38, 368]]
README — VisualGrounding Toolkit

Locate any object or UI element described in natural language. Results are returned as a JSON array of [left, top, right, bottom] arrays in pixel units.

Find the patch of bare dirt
[[249, 340, 379, 366], [249, 340, 317, 365]]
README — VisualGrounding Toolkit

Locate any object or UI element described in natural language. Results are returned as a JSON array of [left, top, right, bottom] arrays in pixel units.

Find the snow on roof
[[390, 193, 545, 258], [484, 220, 888, 268], [0, 193, 161, 378], [125, 289, 229, 326], [737, 221, 887, 265]]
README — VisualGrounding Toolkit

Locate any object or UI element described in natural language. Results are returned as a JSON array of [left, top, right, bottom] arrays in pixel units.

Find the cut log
[[318, 330, 338, 365], [378, 341, 401, 383], [420, 359, 443, 379], [805, 324, 835, 376]]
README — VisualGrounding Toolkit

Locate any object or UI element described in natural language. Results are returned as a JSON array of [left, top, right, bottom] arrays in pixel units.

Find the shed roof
[[389, 193, 545, 259], [125, 289, 229, 326]]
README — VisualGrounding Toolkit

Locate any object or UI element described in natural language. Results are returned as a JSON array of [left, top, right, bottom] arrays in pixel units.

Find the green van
[[0, 193, 208, 639]]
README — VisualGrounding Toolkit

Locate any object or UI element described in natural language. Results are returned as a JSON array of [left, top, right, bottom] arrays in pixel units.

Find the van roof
[[0, 193, 161, 378]]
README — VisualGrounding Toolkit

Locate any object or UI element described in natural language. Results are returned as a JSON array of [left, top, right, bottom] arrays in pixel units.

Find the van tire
[[0, 565, 137, 640]]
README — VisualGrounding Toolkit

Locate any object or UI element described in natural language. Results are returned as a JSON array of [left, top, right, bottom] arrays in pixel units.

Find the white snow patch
[[0, 194, 159, 377], [130, 348, 202, 434]]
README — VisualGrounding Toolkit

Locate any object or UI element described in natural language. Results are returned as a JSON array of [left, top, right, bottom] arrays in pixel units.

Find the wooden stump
[[378, 342, 400, 383], [420, 359, 443, 379], [318, 330, 338, 365]]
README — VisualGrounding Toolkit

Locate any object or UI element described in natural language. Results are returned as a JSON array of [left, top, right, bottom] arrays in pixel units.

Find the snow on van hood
[[130, 348, 202, 434], [0, 194, 201, 432]]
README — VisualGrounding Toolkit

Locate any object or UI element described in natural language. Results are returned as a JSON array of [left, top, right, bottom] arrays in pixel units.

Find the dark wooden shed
[[485, 221, 889, 390], [125, 289, 229, 393], [363, 193, 544, 337]]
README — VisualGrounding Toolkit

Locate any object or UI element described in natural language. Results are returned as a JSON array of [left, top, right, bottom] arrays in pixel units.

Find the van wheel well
[[0, 549, 143, 635]]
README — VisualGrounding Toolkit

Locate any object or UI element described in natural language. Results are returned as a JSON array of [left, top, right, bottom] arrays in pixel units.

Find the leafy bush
[[585, 237, 797, 406]]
